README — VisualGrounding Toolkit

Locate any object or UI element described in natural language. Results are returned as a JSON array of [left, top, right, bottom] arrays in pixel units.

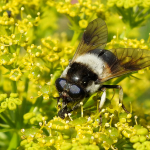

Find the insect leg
[[99, 88, 106, 124], [58, 105, 71, 119], [53, 97, 61, 110], [99, 85, 129, 113], [99, 88, 106, 110], [58, 102, 83, 119], [72, 103, 81, 111]]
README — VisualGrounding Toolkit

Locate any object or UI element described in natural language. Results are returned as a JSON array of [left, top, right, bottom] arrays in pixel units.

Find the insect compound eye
[[55, 78, 67, 92], [68, 84, 85, 99]]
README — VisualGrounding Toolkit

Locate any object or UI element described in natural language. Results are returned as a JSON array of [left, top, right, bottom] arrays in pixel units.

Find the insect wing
[[101, 48, 150, 82], [71, 18, 108, 63]]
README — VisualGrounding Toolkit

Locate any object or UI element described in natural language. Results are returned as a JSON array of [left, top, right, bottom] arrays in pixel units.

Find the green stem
[[20, 97, 26, 128], [15, 106, 21, 129], [7, 132, 20, 150], [71, 31, 80, 46], [0, 128, 14, 132], [67, 16, 81, 46], [128, 8, 133, 27], [24, 77, 29, 92], [0, 123, 10, 128], [34, 96, 43, 108], [16, 46, 20, 56], [20, 78, 29, 127], [11, 81, 20, 128], [0, 112, 15, 128], [113, 75, 128, 85], [67, 16, 78, 29], [87, 12, 95, 22], [11, 81, 17, 93], [28, 96, 43, 113], [115, 6, 128, 23], [0, 68, 3, 93]]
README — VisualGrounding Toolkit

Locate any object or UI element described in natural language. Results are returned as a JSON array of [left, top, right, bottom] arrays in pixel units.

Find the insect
[[55, 18, 150, 119]]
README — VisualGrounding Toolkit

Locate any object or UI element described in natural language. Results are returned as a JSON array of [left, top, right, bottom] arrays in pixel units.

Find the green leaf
[[7, 132, 20, 150]]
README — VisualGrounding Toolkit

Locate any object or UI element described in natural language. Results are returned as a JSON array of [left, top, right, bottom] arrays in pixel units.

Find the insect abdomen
[[89, 49, 117, 67]]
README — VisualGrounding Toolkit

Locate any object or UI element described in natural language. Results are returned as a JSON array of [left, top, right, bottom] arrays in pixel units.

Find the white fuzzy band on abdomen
[[75, 53, 105, 77]]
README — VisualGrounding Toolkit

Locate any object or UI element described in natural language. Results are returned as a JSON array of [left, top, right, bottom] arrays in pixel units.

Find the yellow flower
[[9, 68, 22, 81], [79, 19, 88, 28]]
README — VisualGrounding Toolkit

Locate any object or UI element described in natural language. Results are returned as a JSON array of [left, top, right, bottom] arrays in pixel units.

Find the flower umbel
[[0, 0, 150, 150]]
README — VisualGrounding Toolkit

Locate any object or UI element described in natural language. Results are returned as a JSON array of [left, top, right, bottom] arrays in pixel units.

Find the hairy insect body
[[61, 49, 118, 94], [55, 18, 150, 119], [56, 49, 118, 118]]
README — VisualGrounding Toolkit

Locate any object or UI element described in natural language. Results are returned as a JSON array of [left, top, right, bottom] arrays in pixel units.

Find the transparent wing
[[71, 18, 108, 63], [101, 48, 150, 82]]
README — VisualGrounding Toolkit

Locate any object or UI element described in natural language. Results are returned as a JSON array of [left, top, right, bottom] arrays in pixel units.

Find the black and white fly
[[55, 18, 150, 119]]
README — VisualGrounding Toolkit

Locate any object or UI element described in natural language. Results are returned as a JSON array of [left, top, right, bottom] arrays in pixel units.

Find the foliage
[[0, 0, 150, 150]]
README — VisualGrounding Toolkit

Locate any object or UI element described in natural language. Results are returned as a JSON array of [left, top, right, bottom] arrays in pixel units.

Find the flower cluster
[[47, 0, 106, 29], [107, 0, 150, 28], [107, 37, 149, 49], [107, 0, 150, 8], [19, 108, 150, 150], [0, 0, 150, 150], [0, 93, 22, 111]]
